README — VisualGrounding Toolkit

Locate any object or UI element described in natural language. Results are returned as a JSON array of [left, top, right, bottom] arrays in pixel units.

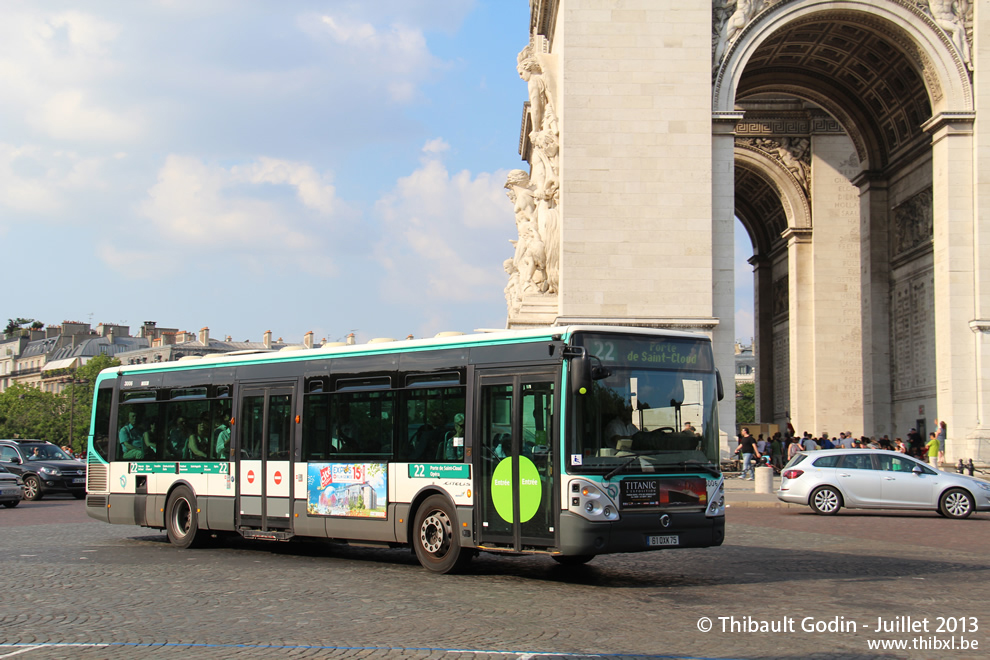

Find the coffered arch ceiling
[[735, 13, 932, 172]]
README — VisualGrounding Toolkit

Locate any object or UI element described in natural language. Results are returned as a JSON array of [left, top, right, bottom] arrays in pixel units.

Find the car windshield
[[568, 333, 720, 476], [23, 445, 73, 461]]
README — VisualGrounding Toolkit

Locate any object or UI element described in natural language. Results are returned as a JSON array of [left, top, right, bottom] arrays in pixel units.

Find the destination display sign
[[619, 477, 707, 509], [408, 463, 471, 479], [575, 334, 714, 371]]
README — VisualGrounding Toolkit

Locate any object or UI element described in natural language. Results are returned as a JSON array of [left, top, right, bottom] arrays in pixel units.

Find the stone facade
[[505, 0, 990, 463]]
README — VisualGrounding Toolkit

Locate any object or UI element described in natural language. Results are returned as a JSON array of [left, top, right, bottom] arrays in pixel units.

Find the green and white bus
[[85, 326, 725, 573]]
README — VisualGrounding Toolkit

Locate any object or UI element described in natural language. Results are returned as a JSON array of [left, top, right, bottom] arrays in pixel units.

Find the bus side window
[[302, 394, 331, 460]]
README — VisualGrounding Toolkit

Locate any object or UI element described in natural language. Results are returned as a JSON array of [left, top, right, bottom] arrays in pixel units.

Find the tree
[[64, 355, 122, 454], [0, 384, 65, 443], [0, 355, 121, 455], [735, 381, 755, 424], [4, 318, 37, 335]]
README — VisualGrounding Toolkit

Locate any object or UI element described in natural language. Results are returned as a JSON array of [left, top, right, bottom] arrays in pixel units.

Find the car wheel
[[165, 485, 207, 548], [939, 488, 974, 519], [2, 501, 18, 508], [809, 486, 842, 515], [412, 494, 473, 574], [22, 475, 43, 501]]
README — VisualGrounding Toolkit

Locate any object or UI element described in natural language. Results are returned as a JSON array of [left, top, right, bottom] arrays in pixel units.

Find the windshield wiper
[[603, 451, 669, 480]]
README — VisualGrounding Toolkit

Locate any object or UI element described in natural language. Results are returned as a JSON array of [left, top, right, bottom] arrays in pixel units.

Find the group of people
[[118, 410, 230, 461], [734, 420, 949, 479]]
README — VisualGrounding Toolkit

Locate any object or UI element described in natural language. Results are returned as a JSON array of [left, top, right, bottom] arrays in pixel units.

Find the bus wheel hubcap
[[420, 511, 451, 555]]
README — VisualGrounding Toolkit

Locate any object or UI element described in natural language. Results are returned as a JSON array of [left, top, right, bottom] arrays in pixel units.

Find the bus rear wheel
[[166, 485, 207, 549], [413, 495, 472, 574]]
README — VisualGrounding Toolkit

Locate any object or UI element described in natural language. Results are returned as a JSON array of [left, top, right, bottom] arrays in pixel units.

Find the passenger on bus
[[441, 413, 465, 461], [213, 417, 231, 458], [185, 418, 210, 459], [333, 403, 358, 452], [119, 410, 145, 459], [166, 417, 188, 459], [409, 410, 446, 461], [142, 420, 159, 458]]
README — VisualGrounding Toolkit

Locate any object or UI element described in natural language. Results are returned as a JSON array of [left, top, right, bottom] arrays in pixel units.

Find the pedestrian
[[926, 431, 940, 469], [787, 436, 802, 461], [935, 420, 946, 466], [895, 437, 907, 453], [770, 433, 783, 470], [735, 427, 760, 480]]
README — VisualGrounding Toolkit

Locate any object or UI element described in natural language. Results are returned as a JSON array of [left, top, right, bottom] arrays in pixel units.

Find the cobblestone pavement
[[0, 500, 987, 660]]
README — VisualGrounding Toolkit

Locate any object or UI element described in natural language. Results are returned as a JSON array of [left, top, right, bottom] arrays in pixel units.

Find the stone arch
[[734, 145, 812, 236], [713, 0, 973, 117]]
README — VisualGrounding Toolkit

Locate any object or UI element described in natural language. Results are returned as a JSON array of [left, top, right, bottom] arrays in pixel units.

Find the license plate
[[72, 478, 85, 484], [647, 535, 679, 547], [1, 489, 17, 496]]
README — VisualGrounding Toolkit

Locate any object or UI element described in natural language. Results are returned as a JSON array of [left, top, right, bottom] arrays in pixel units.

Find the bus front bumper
[[557, 510, 724, 556]]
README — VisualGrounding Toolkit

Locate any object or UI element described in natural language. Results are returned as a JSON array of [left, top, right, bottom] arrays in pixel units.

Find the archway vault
[[714, 1, 974, 125]]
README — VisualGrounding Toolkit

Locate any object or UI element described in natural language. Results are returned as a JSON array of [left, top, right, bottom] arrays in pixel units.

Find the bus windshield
[[568, 333, 720, 476]]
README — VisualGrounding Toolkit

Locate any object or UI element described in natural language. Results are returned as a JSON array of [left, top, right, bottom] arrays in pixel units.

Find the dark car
[[0, 462, 24, 507], [0, 440, 87, 501]]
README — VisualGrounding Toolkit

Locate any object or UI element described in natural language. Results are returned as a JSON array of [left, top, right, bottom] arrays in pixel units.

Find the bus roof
[[100, 325, 712, 379]]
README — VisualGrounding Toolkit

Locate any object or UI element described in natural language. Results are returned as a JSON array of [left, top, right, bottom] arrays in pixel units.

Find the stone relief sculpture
[[504, 170, 548, 313], [712, 0, 779, 70], [740, 137, 811, 196], [506, 38, 561, 315], [530, 129, 560, 295], [925, 0, 973, 70]]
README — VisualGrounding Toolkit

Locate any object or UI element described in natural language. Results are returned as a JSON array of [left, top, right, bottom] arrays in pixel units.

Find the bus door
[[475, 370, 556, 551], [237, 384, 294, 531]]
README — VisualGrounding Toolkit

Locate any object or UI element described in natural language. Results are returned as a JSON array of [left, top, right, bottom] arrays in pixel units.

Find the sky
[[1, 0, 756, 346]]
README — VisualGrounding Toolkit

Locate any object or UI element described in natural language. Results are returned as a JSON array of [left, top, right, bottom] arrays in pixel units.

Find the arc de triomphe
[[502, 0, 988, 463]]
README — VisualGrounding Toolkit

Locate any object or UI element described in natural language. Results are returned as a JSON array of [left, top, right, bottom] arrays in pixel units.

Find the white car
[[777, 449, 990, 519]]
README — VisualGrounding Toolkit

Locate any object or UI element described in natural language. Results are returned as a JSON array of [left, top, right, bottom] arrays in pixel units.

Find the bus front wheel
[[166, 485, 207, 549], [413, 495, 472, 574]]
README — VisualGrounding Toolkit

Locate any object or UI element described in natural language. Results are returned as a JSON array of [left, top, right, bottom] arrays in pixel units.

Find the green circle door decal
[[491, 456, 542, 523]]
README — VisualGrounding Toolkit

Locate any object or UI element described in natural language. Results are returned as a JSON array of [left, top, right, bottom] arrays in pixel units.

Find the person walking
[[926, 431, 940, 469], [935, 420, 946, 467], [770, 433, 783, 470], [735, 427, 760, 480]]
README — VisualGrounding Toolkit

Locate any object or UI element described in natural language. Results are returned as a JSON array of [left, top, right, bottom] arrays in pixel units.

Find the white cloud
[[31, 89, 143, 142], [0, 8, 142, 143], [0, 142, 111, 215], [104, 154, 341, 276], [232, 157, 336, 215], [422, 138, 450, 155], [375, 150, 513, 304], [302, 13, 443, 102]]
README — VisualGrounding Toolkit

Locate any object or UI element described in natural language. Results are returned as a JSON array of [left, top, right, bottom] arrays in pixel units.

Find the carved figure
[[517, 43, 558, 136], [503, 258, 522, 316], [777, 137, 810, 191], [530, 130, 560, 295], [928, 0, 972, 70], [713, 0, 763, 69], [505, 169, 548, 295]]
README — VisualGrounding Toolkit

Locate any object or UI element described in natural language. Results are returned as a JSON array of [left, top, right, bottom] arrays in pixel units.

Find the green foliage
[[0, 384, 66, 444], [735, 381, 755, 424], [4, 318, 36, 335], [0, 355, 120, 455]]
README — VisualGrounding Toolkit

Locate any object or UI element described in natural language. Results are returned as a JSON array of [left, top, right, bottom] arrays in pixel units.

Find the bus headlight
[[568, 480, 619, 522]]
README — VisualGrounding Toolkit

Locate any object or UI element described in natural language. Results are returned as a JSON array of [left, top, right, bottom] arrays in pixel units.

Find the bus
[[85, 326, 725, 573]]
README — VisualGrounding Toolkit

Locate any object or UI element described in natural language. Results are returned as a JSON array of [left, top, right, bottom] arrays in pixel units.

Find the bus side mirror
[[716, 369, 724, 401], [570, 353, 593, 395]]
